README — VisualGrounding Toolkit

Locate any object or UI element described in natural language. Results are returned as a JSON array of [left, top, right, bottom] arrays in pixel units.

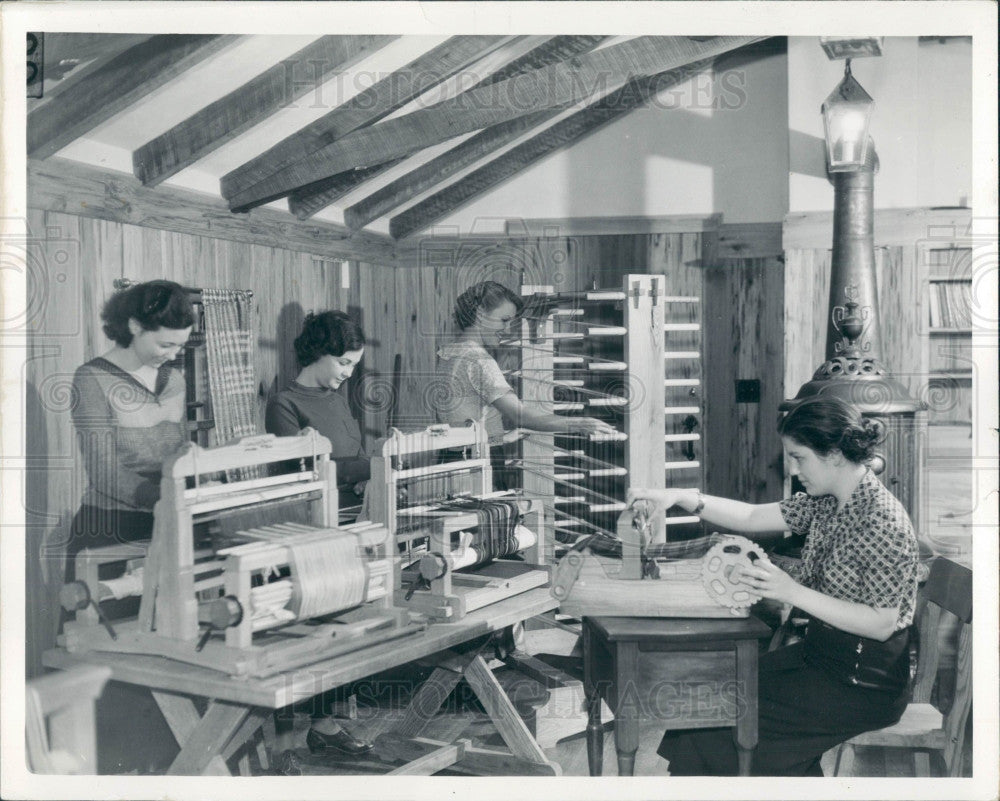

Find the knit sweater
[[71, 357, 188, 512], [265, 381, 370, 488]]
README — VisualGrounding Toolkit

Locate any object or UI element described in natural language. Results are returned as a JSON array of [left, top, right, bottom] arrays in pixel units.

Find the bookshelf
[[923, 244, 973, 426]]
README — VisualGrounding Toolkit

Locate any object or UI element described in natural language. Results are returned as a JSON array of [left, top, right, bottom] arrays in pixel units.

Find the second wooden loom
[[368, 422, 549, 622]]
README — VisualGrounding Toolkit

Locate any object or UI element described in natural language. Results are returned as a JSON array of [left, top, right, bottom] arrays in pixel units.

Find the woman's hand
[[568, 416, 616, 436], [626, 487, 699, 513], [737, 557, 800, 606]]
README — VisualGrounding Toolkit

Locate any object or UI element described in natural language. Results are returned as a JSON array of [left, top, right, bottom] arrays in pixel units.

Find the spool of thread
[[196, 596, 244, 652], [59, 581, 118, 640]]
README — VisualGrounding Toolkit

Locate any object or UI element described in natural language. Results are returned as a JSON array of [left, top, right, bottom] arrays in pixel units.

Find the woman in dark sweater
[[264, 310, 373, 757], [266, 311, 369, 513], [69, 280, 194, 585]]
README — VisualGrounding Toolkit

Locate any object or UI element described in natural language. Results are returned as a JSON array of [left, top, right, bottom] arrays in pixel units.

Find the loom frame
[[60, 429, 418, 678], [368, 423, 550, 622]]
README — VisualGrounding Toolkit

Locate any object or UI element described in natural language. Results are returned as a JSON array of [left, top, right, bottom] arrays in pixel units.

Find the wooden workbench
[[43, 587, 559, 776]]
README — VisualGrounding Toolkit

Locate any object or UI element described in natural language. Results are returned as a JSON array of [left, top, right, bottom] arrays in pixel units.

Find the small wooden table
[[43, 588, 559, 776], [583, 615, 771, 776]]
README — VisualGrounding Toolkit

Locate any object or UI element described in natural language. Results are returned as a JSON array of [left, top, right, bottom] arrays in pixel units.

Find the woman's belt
[[803, 618, 910, 694]]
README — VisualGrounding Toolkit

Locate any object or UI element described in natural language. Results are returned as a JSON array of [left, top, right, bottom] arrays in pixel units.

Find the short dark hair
[[101, 280, 195, 347], [293, 311, 366, 367], [453, 281, 523, 330], [778, 396, 885, 464]]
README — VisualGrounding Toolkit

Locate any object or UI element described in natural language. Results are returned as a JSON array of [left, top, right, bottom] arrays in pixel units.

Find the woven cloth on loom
[[287, 532, 368, 618], [435, 497, 521, 562], [202, 288, 263, 480]]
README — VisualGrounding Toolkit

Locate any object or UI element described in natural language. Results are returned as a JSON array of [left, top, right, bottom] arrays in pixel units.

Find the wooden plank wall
[[23, 209, 396, 676], [702, 256, 786, 504]]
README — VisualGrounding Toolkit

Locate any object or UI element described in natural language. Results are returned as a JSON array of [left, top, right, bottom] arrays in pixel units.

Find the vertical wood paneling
[[783, 248, 833, 401], [25, 210, 90, 677], [876, 246, 923, 399], [703, 256, 785, 505], [357, 262, 397, 440], [386, 264, 425, 429]]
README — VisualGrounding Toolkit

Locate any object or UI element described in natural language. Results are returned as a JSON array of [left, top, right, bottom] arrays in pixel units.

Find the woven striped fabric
[[202, 288, 264, 480]]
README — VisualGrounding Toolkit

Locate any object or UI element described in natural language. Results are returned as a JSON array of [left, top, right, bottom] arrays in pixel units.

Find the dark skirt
[[657, 634, 909, 776]]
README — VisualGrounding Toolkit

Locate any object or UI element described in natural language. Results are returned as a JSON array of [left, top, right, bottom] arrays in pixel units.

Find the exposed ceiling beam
[[340, 110, 552, 229], [132, 35, 396, 187], [224, 36, 764, 213], [289, 35, 609, 220], [28, 158, 395, 264], [27, 35, 239, 160], [30, 34, 156, 107], [388, 57, 726, 240], [221, 35, 513, 210]]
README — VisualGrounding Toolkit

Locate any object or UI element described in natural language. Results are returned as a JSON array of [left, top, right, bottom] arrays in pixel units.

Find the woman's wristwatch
[[692, 492, 706, 516]]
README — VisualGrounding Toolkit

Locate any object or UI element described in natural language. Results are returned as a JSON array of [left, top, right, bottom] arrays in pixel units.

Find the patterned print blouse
[[779, 469, 919, 630]]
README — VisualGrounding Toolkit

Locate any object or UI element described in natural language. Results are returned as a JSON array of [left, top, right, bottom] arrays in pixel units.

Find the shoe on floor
[[273, 750, 302, 775], [306, 726, 373, 757]]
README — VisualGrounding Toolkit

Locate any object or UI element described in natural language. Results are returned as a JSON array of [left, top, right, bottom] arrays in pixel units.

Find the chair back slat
[[944, 623, 973, 776], [911, 602, 942, 703], [922, 558, 972, 623], [911, 558, 972, 707]]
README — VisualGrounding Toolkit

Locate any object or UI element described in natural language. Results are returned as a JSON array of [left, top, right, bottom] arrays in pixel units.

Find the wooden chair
[[832, 557, 972, 777], [26, 665, 111, 773]]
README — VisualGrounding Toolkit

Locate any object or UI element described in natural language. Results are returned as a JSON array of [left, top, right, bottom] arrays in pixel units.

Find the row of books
[[928, 281, 972, 329]]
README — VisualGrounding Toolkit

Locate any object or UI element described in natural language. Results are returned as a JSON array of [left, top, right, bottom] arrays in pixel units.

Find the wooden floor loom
[[59, 430, 419, 678], [368, 422, 549, 622]]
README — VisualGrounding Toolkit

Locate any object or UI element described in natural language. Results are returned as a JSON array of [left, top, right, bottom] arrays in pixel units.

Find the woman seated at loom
[[68, 280, 194, 606], [265, 310, 374, 758], [629, 396, 918, 776], [436, 281, 614, 488], [266, 311, 371, 516]]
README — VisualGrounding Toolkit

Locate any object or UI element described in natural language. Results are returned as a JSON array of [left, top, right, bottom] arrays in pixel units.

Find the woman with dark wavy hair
[[68, 280, 194, 586], [266, 311, 369, 512], [629, 396, 918, 776], [264, 311, 375, 759]]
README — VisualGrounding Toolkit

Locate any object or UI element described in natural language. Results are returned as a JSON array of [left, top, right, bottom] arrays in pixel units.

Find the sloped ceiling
[[28, 33, 767, 241]]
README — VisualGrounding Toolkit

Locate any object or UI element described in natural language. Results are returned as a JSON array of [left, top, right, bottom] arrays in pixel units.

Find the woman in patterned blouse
[[629, 396, 918, 776]]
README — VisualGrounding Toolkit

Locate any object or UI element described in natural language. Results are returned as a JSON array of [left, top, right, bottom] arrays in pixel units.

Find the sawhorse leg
[[152, 690, 271, 775], [378, 647, 558, 775]]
